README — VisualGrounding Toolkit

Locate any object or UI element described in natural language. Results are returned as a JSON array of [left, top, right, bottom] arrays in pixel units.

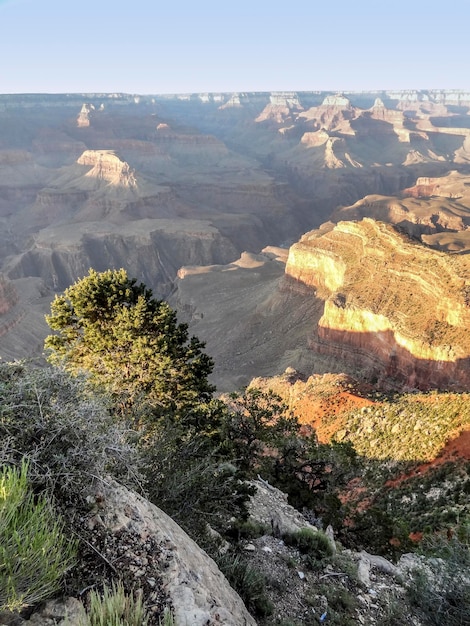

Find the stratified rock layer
[[285, 219, 470, 390]]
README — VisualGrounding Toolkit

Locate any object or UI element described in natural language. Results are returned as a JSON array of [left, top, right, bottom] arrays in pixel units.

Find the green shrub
[[143, 422, 254, 540], [0, 461, 77, 612], [406, 534, 470, 625], [70, 581, 149, 626], [284, 528, 334, 559], [226, 519, 269, 541], [0, 362, 141, 505]]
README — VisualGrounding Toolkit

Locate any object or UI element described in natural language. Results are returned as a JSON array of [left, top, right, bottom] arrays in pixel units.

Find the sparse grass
[[0, 362, 142, 506], [309, 583, 358, 626], [283, 528, 334, 560], [226, 519, 270, 541], [69, 581, 151, 626], [215, 551, 273, 618], [0, 461, 77, 612], [158, 608, 176, 626]]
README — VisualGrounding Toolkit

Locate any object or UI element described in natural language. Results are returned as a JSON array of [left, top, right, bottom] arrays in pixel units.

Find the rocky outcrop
[[402, 175, 442, 197], [248, 478, 318, 537], [366, 98, 410, 142], [285, 218, 470, 390], [299, 94, 356, 135], [90, 480, 257, 626], [300, 129, 330, 147], [77, 150, 137, 186], [0, 480, 257, 626], [331, 171, 470, 240], [255, 92, 303, 124], [76, 103, 95, 127]]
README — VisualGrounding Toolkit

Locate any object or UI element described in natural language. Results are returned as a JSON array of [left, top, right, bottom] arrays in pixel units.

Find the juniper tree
[[44, 268, 215, 428]]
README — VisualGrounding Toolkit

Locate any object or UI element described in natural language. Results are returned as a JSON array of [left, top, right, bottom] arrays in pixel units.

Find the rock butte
[[285, 218, 470, 390]]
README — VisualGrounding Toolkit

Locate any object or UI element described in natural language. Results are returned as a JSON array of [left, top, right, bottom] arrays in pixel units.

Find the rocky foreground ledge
[[1, 477, 464, 626]]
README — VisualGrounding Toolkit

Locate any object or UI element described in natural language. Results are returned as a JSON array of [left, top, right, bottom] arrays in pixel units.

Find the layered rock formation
[[299, 94, 356, 135], [366, 98, 410, 142], [332, 171, 470, 246], [285, 219, 470, 390], [77, 149, 137, 186], [255, 92, 304, 124], [2, 90, 470, 373]]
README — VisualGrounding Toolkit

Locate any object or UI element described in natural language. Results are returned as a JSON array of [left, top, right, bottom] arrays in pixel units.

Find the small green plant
[[279, 553, 298, 569], [406, 532, 470, 625], [226, 519, 269, 541], [312, 584, 359, 626], [72, 581, 149, 626], [158, 608, 176, 626], [0, 461, 77, 612], [284, 528, 334, 559]]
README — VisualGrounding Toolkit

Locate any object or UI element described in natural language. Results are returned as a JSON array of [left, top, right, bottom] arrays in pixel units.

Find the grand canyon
[[2, 90, 470, 391], [2, 90, 470, 625]]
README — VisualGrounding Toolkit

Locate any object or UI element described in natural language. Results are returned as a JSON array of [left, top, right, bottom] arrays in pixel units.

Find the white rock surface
[[99, 480, 257, 626]]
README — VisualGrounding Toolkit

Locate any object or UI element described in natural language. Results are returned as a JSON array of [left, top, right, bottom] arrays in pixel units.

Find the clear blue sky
[[1, 0, 469, 94]]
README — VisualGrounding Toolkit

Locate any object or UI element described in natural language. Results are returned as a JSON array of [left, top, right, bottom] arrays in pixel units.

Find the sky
[[1, 0, 469, 95]]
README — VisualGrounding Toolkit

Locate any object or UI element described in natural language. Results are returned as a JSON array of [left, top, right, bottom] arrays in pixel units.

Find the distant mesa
[[219, 93, 245, 109], [299, 94, 356, 135], [255, 92, 304, 124], [299, 131, 362, 169], [321, 94, 352, 108], [77, 150, 137, 187]]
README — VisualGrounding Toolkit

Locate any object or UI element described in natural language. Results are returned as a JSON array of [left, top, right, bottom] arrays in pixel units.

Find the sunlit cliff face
[[285, 219, 470, 390], [77, 150, 137, 186]]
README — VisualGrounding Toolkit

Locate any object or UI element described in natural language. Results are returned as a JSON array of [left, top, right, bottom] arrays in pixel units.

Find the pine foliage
[[45, 268, 214, 424]]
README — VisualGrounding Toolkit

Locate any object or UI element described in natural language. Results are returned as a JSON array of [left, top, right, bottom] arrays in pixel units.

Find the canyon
[[2, 90, 470, 626], [1, 91, 470, 392]]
